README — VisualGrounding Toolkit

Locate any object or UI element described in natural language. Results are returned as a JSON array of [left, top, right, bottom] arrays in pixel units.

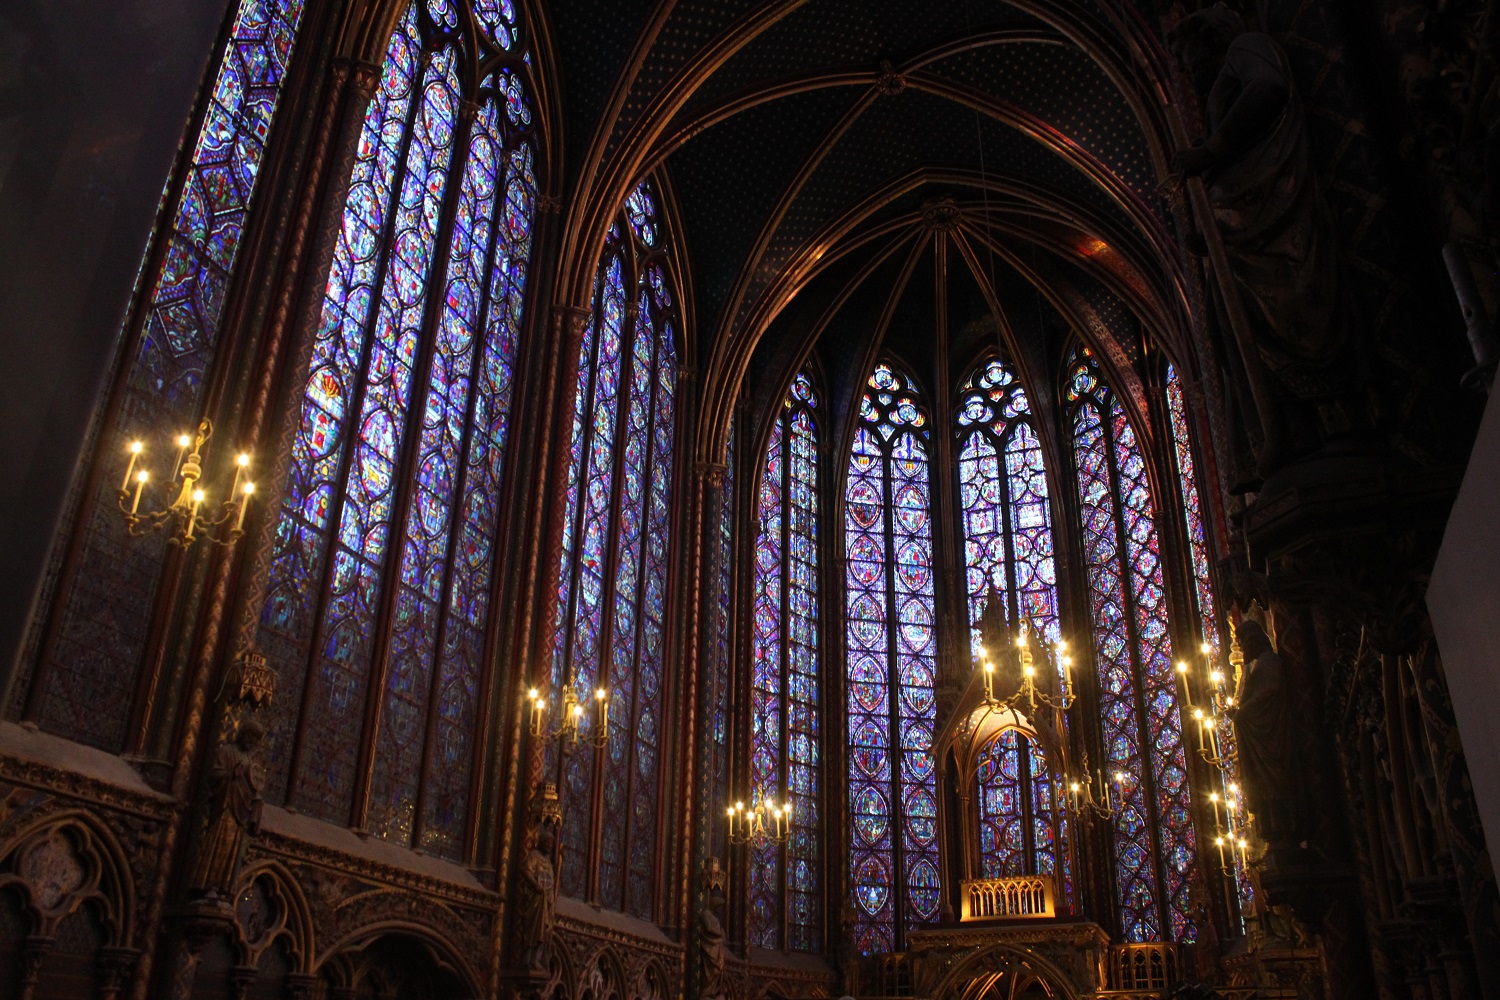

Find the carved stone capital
[[332, 57, 382, 100], [697, 462, 728, 489]]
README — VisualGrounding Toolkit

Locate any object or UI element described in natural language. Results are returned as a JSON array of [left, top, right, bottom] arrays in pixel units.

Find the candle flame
[[130, 441, 143, 454], [137, 470, 149, 483]]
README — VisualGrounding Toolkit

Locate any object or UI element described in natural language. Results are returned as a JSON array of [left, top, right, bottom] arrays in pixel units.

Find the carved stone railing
[[959, 874, 1055, 920], [1107, 942, 1180, 992]]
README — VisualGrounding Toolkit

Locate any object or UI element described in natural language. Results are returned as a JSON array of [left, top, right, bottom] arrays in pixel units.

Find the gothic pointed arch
[[1064, 344, 1197, 942], [251, 0, 546, 860], [748, 367, 822, 951], [845, 360, 941, 954], [549, 178, 684, 919]]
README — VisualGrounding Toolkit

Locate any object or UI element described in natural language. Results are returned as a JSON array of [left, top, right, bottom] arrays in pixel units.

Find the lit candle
[[235, 482, 254, 532], [172, 433, 192, 482], [1237, 838, 1249, 868], [531, 689, 549, 734], [596, 686, 609, 737], [1193, 708, 1207, 751], [230, 452, 250, 499], [1215, 835, 1227, 869], [1209, 791, 1223, 832], [983, 660, 994, 701], [131, 470, 149, 514], [122, 440, 143, 490], [1176, 660, 1193, 706]]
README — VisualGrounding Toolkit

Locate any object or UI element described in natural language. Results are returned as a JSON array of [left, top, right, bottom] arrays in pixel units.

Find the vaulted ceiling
[[542, 0, 1197, 461]]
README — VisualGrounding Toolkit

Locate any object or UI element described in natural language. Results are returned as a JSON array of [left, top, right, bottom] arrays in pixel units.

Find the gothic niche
[[934, 592, 1070, 923], [0, 817, 134, 998]]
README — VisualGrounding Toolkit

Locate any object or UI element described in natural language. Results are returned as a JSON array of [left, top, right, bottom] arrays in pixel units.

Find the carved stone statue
[[1169, 7, 1347, 459], [190, 719, 265, 897], [1231, 619, 1311, 852], [516, 824, 558, 971], [697, 887, 727, 1000]]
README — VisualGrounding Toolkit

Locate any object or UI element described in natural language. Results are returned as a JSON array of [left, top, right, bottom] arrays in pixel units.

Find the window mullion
[[880, 436, 906, 950], [284, 49, 433, 806], [622, 295, 663, 916], [352, 84, 480, 834], [1103, 399, 1169, 940], [416, 109, 515, 854], [778, 410, 794, 950], [588, 280, 641, 906]]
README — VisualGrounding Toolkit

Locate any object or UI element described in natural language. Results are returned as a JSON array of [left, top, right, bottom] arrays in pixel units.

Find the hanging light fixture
[[115, 419, 255, 547]]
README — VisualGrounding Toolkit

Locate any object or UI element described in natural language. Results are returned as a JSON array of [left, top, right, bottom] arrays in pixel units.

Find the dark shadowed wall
[[0, 0, 232, 698]]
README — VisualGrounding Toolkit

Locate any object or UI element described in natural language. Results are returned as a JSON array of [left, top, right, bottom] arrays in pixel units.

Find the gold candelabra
[[526, 682, 610, 750], [977, 622, 1075, 713], [1062, 755, 1126, 821], [116, 419, 256, 547], [726, 794, 793, 847], [1176, 635, 1256, 879]]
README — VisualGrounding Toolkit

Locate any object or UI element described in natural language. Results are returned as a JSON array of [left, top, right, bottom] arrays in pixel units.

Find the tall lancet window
[[1164, 364, 1249, 907], [955, 358, 1060, 646], [255, 0, 539, 860], [706, 418, 735, 870], [1067, 346, 1198, 942], [955, 358, 1067, 892], [551, 182, 680, 918], [23, 0, 309, 747], [749, 371, 822, 951], [846, 362, 940, 954]]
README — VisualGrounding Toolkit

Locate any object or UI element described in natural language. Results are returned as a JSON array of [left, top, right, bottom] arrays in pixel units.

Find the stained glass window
[[749, 371, 821, 951], [976, 730, 1059, 880], [255, 0, 537, 861], [954, 357, 1072, 904], [955, 358, 1059, 650], [550, 181, 680, 919], [1067, 346, 1198, 942], [708, 419, 736, 869], [847, 362, 940, 955], [1164, 365, 1250, 910], [22, 0, 309, 746]]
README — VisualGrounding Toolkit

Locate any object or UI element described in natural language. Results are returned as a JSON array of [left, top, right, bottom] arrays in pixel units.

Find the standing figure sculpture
[[697, 886, 727, 1000], [1231, 619, 1312, 853], [517, 824, 559, 972], [190, 719, 266, 898], [1169, 6, 1347, 463]]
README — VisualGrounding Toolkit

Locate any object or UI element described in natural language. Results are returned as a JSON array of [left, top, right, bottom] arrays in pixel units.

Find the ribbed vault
[[544, 0, 1198, 461]]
